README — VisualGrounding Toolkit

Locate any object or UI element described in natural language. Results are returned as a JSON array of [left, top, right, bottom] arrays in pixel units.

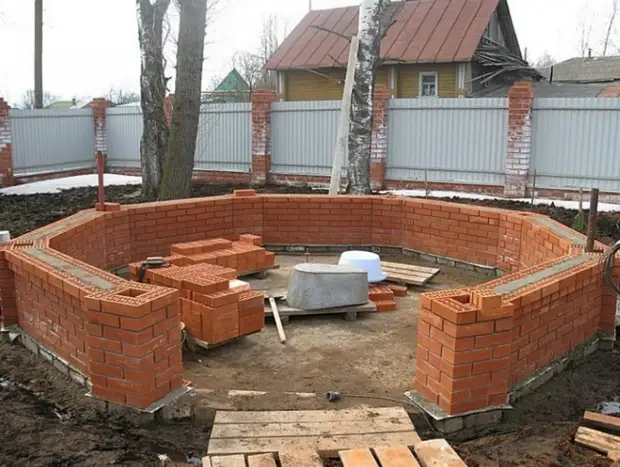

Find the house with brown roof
[[265, 0, 538, 101]]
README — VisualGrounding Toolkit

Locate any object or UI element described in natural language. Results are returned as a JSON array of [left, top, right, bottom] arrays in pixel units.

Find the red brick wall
[[251, 91, 277, 185], [0, 192, 615, 413]]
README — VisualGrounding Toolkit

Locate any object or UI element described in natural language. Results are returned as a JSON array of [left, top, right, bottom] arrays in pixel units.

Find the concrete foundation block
[[39, 348, 53, 363], [21, 333, 39, 356], [434, 416, 464, 434], [287, 263, 368, 311], [53, 357, 69, 376], [69, 369, 87, 387], [160, 393, 195, 421]]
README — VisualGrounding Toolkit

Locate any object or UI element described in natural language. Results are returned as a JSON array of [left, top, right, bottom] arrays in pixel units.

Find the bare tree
[[347, 0, 390, 194], [159, 0, 208, 200], [106, 87, 141, 106], [19, 89, 57, 109], [603, 0, 619, 56], [258, 14, 282, 90], [534, 52, 555, 69], [231, 51, 263, 93], [136, 0, 170, 198], [579, 14, 594, 57]]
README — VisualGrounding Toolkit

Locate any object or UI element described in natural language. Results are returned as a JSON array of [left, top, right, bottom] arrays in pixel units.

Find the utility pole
[[34, 0, 43, 109], [309, 0, 312, 11]]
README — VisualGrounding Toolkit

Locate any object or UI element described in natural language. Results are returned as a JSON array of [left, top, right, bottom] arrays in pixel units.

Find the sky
[[0, 0, 617, 105]]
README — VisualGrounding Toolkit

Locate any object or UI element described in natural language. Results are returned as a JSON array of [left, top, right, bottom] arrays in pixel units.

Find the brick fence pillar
[[90, 98, 111, 163], [504, 81, 534, 198], [0, 98, 14, 187], [371, 84, 390, 191], [251, 91, 277, 185], [164, 94, 175, 127]]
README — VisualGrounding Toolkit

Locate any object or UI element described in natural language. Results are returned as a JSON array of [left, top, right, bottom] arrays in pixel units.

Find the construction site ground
[[0, 183, 619, 466], [183, 254, 485, 403]]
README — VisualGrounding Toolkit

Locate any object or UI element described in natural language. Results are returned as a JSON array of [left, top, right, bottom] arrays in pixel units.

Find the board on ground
[[263, 295, 377, 323], [380, 262, 440, 287], [206, 407, 421, 458], [203, 441, 467, 466]]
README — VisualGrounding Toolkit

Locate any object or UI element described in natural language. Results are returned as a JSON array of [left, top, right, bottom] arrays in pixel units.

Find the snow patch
[[385, 189, 620, 213], [0, 174, 141, 195]]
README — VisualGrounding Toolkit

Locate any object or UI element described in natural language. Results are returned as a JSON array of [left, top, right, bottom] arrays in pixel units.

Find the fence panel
[[386, 98, 508, 186], [106, 107, 142, 168], [531, 98, 620, 192], [271, 100, 340, 176], [10, 108, 95, 176], [194, 103, 251, 172]]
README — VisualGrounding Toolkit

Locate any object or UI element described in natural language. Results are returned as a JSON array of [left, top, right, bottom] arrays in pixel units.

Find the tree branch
[[310, 25, 351, 42]]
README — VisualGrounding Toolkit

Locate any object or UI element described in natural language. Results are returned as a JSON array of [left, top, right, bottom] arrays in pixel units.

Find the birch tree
[[158, 0, 208, 200], [347, 0, 389, 194], [137, 0, 170, 198]]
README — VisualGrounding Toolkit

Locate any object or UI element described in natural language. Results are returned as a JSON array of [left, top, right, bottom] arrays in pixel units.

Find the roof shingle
[[265, 0, 500, 70]]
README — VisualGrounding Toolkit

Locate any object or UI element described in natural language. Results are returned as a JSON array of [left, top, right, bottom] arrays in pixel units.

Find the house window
[[419, 72, 438, 97]]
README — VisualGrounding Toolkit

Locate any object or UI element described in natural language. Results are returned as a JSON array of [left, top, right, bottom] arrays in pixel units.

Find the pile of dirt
[[0, 341, 210, 466], [0, 183, 325, 238], [455, 346, 620, 466]]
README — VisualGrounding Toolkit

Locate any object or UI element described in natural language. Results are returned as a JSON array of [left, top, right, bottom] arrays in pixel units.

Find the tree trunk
[[346, 0, 387, 195], [137, 0, 170, 199], [159, 0, 208, 201]]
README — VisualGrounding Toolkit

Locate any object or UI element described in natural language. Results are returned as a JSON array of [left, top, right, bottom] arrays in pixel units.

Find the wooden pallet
[[238, 264, 280, 279], [380, 262, 439, 287], [263, 296, 377, 324], [206, 407, 422, 459], [185, 331, 259, 352], [204, 440, 466, 466]]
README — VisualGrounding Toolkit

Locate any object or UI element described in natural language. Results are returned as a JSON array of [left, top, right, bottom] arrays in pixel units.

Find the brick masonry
[[370, 85, 390, 191], [0, 191, 615, 413], [505, 81, 534, 198], [251, 91, 277, 185]]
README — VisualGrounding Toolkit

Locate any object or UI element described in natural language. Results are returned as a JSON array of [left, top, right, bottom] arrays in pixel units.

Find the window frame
[[418, 71, 439, 98]]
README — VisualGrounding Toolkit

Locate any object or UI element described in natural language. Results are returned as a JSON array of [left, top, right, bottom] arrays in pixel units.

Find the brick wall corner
[[0, 98, 14, 187], [251, 91, 278, 185], [504, 81, 534, 198]]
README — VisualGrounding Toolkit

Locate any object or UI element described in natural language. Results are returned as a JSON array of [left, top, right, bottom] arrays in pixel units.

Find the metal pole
[[309, 0, 312, 11], [34, 0, 43, 109], [586, 188, 600, 252], [530, 169, 536, 205], [424, 169, 429, 197]]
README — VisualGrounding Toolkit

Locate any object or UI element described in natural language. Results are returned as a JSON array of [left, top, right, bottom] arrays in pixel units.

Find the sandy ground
[[183, 254, 489, 400]]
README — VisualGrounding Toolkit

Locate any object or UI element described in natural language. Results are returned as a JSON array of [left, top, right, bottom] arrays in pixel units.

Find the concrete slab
[[286, 263, 369, 311], [528, 216, 586, 246], [492, 254, 593, 295]]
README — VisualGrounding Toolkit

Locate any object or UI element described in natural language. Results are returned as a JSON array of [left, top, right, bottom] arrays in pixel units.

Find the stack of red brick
[[127, 234, 270, 345], [368, 284, 407, 312]]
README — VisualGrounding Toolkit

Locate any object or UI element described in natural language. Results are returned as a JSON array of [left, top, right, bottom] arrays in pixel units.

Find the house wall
[[283, 64, 458, 101], [284, 68, 391, 101]]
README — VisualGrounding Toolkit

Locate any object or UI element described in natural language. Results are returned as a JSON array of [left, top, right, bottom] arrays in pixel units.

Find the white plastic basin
[[338, 251, 387, 283]]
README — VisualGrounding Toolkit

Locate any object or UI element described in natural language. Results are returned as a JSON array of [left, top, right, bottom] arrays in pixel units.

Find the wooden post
[[586, 188, 600, 252], [96, 151, 105, 209], [329, 36, 359, 195]]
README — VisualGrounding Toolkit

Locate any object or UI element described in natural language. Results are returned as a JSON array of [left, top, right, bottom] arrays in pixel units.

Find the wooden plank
[[208, 432, 423, 458], [381, 262, 440, 275], [575, 426, 620, 455], [339, 448, 379, 467], [381, 267, 435, 279], [210, 455, 246, 467], [279, 448, 324, 467], [211, 419, 416, 439], [414, 439, 466, 467], [583, 411, 620, 436], [609, 450, 620, 461], [213, 407, 412, 425], [239, 265, 280, 277], [265, 301, 377, 318], [374, 445, 421, 467], [202, 457, 212, 467], [268, 296, 287, 344], [247, 453, 277, 467], [384, 273, 430, 287]]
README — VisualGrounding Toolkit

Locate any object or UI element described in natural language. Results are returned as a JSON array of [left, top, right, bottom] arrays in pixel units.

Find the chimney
[[72, 97, 77, 106], [588, 48, 593, 59]]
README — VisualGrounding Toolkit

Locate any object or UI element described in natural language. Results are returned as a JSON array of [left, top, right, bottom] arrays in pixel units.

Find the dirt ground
[[184, 254, 487, 398], [0, 183, 620, 466]]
